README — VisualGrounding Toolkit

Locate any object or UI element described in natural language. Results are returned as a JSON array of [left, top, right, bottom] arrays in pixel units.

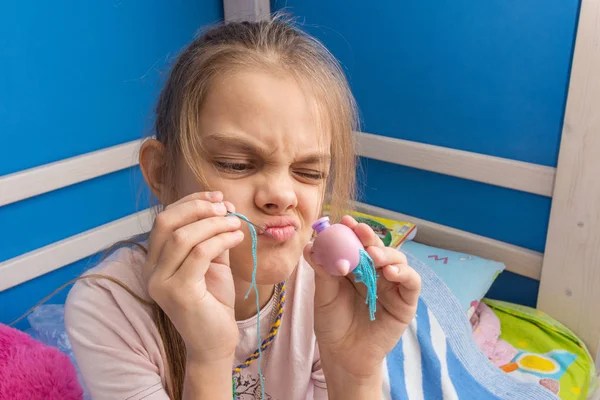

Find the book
[[323, 207, 417, 249], [349, 210, 417, 249]]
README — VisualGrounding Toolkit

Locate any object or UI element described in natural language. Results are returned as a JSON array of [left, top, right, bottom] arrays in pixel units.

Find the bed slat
[[354, 202, 543, 280], [356, 132, 556, 197]]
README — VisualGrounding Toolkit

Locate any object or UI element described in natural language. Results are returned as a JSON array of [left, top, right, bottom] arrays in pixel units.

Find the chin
[[256, 264, 296, 284], [230, 230, 311, 284], [231, 249, 301, 284]]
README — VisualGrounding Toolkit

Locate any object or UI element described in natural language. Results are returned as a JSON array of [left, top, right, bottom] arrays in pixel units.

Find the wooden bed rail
[[537, 0, 600, 362]]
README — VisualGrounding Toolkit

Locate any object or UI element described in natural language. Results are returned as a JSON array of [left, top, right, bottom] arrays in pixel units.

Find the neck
[[233, 278, 276, 321]]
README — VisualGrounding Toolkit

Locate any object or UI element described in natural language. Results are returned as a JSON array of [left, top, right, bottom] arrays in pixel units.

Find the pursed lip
[[259, 216, 299, 242]]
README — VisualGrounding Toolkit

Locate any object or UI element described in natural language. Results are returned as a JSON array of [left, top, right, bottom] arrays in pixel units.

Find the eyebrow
[[203, 133, 264, 155], [294, 154, 331, 164], [203, 132, 331, 164]]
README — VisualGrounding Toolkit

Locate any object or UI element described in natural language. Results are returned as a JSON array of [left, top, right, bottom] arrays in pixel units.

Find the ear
[[139, 139, 170, 204]]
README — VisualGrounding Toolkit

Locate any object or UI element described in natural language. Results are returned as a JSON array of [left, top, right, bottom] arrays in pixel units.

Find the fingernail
[[213, 202, 227, 214], [208, 191, 222, 201], [389, 265, 400, 274]]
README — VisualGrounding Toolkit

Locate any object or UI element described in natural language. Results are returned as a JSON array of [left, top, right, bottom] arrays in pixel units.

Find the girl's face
[[176, 70, 331, 284]]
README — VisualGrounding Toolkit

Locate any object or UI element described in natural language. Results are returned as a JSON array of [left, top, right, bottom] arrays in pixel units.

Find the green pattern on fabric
[[484, 299, 597, 400]]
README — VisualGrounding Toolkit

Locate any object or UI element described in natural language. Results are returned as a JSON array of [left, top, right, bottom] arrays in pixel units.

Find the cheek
[[175, 165, 205, 198], [297, 185, 326, 222], [198, 165, 251, 204]]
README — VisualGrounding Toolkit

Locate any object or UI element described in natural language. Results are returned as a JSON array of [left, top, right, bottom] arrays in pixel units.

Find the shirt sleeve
[[65, 279, 169, 400]]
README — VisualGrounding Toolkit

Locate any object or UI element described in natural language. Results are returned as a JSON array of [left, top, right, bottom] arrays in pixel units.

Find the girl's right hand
[[143, 191, 243, 364]]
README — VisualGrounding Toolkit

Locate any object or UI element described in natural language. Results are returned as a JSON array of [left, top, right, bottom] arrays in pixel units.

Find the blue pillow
[[400, 241, 505, 313]]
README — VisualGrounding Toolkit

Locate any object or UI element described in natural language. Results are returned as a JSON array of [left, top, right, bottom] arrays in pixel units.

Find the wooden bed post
[[537, 0, 600, 364], [223, 0, 270, 22]]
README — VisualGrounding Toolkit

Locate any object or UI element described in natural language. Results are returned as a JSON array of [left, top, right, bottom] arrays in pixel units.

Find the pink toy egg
[[311, 216, 365, 276]]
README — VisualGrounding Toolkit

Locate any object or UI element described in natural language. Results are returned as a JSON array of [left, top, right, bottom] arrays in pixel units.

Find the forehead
[[198, 70, 331, 156]]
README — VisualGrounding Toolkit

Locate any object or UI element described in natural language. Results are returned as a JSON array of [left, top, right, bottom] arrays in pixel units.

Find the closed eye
[[214, 161, 254, 173], [294, 170, 326, 180]]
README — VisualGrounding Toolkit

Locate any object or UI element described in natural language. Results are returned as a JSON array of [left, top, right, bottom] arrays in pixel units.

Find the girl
[[65, 16, 421, 400]]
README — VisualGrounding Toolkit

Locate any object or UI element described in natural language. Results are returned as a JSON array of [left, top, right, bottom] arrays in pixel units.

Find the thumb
[[303, 242, 342, 309]]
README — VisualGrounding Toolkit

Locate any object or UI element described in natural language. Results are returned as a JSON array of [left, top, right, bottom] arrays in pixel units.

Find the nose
[[255, 171, 297, 214]]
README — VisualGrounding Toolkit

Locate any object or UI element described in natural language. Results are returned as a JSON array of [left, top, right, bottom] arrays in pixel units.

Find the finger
[[214, 200, 236, 214], [381, 264, 422, 307], [348, 247, 409, 302], [165, 191, 223, 210], [172, 230, 245, 284], [222, 201, 235, 214], [340, 215, 385, 247], [361, 264, 420, 325], [153, 200, 227, 241], [146, 199, 228, 269], [303, 243, 327, 279], [303, 242, 342, 310], [339, 215, 359, 229], [339, 215, 384, 249], [211, 202, 238, 267], [155, 216, 242, 280], [352, 222, 385, 249], [366, 246, 408, 270]]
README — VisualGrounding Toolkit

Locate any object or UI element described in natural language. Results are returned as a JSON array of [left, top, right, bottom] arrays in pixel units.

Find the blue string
[[353, 249, 379, 321], [226, 212, 265, 400]]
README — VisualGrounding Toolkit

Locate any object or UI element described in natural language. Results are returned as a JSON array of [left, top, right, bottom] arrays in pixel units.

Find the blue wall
[[272, 0, 580, 306], [0, 1, 223, 327], [0, 0, 581, 326]]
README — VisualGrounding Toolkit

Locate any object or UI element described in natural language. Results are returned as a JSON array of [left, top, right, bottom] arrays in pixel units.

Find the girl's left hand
[[303, 215, 422, 382]]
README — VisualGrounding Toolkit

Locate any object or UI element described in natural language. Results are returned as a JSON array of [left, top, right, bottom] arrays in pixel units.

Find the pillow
[[400, 241, 505, 314], [0, 322, 83, 400]]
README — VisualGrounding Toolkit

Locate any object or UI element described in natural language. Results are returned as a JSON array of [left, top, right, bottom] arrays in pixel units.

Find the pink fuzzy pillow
[[0, 323, 83, 400]]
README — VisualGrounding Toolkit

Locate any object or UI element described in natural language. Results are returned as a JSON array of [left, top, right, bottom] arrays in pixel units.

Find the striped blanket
[[381, 252, 558, 400]]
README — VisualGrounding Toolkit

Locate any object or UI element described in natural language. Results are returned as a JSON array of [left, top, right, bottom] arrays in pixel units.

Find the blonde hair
[[14, 15, 360, 400], [155, 16, 357, 212]]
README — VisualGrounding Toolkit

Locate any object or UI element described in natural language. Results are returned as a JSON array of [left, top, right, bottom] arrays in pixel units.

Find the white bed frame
[[1, 0, 599, 374]]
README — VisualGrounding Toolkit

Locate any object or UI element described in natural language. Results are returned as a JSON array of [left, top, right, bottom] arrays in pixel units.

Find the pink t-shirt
[[65, 245, 327, 400]]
